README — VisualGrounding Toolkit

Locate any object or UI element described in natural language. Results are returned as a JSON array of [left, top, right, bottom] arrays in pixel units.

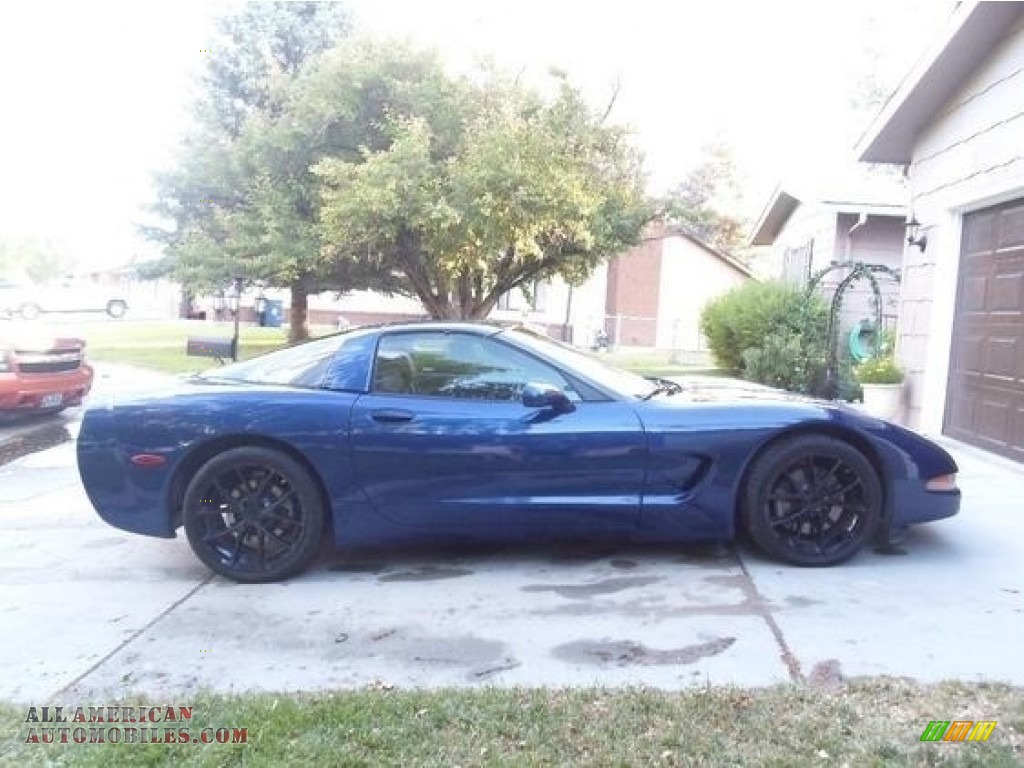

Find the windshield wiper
[[640, 377, 683, 401]]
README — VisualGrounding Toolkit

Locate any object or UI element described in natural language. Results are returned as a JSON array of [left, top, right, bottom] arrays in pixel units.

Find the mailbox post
[[230, 276, 244, 362]]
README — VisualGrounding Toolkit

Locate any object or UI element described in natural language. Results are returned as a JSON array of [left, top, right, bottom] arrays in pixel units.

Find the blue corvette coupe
[[77, 322, 960, 582]]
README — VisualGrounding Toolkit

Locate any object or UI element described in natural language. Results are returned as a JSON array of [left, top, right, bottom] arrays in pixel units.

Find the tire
[[740, 435, 882, 567], [19, 303, 40, 320], [106, 300, 127, 319], [182, 446, 326, 582]]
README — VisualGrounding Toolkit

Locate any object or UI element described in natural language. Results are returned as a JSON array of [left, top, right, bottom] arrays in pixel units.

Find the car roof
[[366, 320, 508, 336]]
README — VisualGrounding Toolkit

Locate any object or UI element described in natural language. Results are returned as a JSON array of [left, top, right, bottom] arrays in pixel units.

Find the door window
[[373, 332, 576, 401]]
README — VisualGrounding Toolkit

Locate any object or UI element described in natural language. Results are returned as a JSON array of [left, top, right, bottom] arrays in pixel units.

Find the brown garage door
[[945, 198, 1024, 461]]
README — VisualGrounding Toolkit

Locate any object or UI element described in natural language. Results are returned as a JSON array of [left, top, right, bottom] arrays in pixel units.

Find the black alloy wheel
[[741, 435, 882, 566], [182, 447, 326, 582]]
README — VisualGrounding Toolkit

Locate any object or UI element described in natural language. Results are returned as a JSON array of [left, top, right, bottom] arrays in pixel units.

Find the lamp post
[[230, 276, 244, 362]]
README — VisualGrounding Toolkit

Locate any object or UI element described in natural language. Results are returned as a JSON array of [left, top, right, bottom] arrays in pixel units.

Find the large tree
[[0, 236, 75, 284], [661, 142, 748, 255], [309, 50, 651, 320], [146, 2, 361, 341]]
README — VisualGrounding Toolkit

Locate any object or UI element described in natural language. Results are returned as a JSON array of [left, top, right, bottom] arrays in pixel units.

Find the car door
[[348, 330, 646, 531]]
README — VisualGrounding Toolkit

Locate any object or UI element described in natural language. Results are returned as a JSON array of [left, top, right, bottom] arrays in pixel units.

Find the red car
[[0, 335, 94, 414]]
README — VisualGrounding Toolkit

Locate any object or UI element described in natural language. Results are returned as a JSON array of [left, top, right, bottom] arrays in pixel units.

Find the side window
[[373, 332, 576, 402], [322, 331, 377, 392]]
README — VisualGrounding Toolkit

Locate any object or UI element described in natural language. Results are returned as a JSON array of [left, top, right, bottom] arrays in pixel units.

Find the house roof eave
[[748, 188, 801, 246], [857, 1, 1024, 164]]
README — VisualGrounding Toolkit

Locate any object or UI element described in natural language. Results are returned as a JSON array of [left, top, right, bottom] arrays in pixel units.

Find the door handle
[[370, 409, 415, 424]]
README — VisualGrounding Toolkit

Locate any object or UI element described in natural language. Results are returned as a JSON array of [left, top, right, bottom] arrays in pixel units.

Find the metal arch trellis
[[805, 261, 902, 398]]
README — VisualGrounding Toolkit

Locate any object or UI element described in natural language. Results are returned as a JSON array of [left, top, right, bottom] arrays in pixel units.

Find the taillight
[[926, 474, 957, 491]]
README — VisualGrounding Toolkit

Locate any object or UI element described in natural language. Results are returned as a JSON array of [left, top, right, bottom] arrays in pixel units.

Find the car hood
[[0, 332, 86, 352], [655, 376, 825, 405]]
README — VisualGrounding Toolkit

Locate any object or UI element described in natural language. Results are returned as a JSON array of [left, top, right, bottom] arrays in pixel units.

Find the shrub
[[700, 281, 829, 393]]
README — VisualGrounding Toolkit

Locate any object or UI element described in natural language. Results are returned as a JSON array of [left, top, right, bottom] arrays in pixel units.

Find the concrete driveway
[[1, 376, 1022, 703]]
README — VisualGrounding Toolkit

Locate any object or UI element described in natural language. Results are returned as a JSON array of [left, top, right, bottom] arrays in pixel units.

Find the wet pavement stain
[[553, 636, 736, 666], [547, 548, 618, 564], [0, 423, 72, 469], [471, 657, 521, 680], [378, 565, 474, 582], [522, 575, 662, 599], [328, 562, 387, 574], [609, 559, 639, 570], [785, 595, 821, 607]]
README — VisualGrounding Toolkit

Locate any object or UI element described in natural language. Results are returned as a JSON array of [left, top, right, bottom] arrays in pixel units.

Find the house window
[[496, 279, 549, 312], [783, 240, 814, 286]]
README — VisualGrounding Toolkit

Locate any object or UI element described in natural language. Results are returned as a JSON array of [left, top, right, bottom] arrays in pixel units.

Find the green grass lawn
[[1, 681, 1021, 766], [81, 321, 336, 375], [77, 321, 726, 377]]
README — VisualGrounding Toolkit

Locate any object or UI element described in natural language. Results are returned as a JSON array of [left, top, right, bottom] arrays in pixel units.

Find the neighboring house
[[858, 1, 1024, 462], [749, 172, 906, 339], [603, 222, 754, 359]]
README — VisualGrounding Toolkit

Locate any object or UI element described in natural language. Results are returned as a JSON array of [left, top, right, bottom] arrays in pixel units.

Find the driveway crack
[[736, 553, 804, 683], [49, 574, 215, 699]]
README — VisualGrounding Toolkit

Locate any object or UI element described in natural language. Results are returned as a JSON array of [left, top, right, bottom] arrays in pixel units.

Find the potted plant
[[855, 354, 905, 420]]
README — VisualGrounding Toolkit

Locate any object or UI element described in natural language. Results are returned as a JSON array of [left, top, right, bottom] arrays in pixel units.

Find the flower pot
[[860, 383, 903, 421]]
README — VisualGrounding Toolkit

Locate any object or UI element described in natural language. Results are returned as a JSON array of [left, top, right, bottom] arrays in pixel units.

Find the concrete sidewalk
[[1, 429, 1022, 703]]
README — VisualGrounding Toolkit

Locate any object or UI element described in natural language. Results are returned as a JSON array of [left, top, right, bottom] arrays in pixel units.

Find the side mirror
[[522, 381, 575, 413]]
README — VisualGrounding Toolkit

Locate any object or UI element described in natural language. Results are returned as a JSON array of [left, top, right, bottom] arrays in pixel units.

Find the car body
[[0, 334, 94, 414], [0, 280, 128, 319], [76, 322, 960, 582]]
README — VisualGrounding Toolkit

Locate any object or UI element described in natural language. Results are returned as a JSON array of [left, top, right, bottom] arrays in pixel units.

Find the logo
[[920, 720, 997, 742]]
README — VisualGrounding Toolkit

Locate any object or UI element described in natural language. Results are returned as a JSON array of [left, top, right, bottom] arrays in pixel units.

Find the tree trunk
[[289, 283, 309, 343]]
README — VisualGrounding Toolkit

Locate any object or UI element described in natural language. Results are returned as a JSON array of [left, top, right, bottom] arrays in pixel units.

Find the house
[[858, 1, 1024, 462], [196, 224, 753, 362], [749, 170, 907, 340], [602, 222, 754, 360]]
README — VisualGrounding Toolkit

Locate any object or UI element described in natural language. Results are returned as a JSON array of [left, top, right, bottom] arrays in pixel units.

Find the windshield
[[501, 328, 657, 399]]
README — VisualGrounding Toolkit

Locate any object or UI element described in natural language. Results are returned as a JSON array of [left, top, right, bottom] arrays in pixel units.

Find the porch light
[[905, 216, 928, 252]]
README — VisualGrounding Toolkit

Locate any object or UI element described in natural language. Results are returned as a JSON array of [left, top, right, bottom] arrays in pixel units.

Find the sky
[[0, 0, 954, 271]]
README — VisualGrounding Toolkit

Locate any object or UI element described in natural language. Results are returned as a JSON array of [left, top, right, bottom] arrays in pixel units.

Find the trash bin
[[263, 299, 284, 328]]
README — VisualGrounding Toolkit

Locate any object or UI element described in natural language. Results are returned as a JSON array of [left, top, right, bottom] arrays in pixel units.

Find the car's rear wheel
[[106, 300, 127, 319], [740, 435, 882, 566], [19, 303, 40, 320], [182, 447, 326, 582]]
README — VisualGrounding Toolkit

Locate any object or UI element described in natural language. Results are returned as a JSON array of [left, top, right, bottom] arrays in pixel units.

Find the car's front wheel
[[19, 303, 40, 320], [182, 447, 326, 582], [106, 300, 127, 319], [741, 435, 882, 566]]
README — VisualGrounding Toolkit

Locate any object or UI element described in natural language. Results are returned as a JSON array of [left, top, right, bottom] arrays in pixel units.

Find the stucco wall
[[771, 203, 840, 283], [831, 213, 904, 337], [901, 13, 1024, 432], [655, 237, 751, 354]]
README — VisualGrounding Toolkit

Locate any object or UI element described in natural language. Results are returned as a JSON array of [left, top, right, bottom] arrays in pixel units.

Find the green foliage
[[312, 51, 651, 319], [700, 281, 829, 394], [0, 237, 75, 284], [660, 142, 748, 254], [146, 2, 355, 341], [855, 355, 904, 385]]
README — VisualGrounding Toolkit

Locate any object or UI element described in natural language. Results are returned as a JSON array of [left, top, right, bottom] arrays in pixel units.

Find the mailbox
[[186, 336, 237, 363]]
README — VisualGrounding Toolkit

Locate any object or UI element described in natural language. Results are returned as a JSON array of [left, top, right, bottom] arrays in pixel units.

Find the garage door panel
[[990, 271, 1023, 311], [998, 207, 1024, 250], [961, 274, 988, 312], [962, 211, 996, 254], [986, 336, 1020, 378], [945, 198, 1024, 461]]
